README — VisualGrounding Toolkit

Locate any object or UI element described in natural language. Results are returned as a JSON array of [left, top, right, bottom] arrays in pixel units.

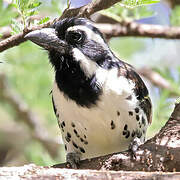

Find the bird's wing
[[118, 62, 152, 124]]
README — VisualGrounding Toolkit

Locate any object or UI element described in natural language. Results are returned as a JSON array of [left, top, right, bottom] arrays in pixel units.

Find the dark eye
[[65, 31, 84, 44]]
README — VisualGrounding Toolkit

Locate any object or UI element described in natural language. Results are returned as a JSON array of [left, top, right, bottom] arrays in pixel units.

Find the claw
[[129, 137, 142, 159], [66, 152, 81, 169]]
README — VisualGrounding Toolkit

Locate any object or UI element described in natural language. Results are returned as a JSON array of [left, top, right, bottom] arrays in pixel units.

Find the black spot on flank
[[65, 145, 67, 151], [131, 131, 135, 137], [84, 128, 87, 130], [79, 147, 85, 153], [74, 129, 80, 138], [126, 95, 132, 100], [71, 122, 75, 127], [129, 111, 133, 116], [84, 141, 88, 145], [72, 141, 78, 149], [67, 132, 71, 138], [117, 111, 120, 116], [84, 135, 87, 139], [65, 136, 70, 143], [125, 131, 130, 138], [123, 131, 126, 135], [142, 116, 146, 125], [143, 130, 145, 134], [135, 107, 139, 113], [136, 115, 140, 121], [80, 138, 84, 142], [74, 129, 78, 135], [111, 120, 115, 129], [124, 124, 128, 130], [62, 121, 65, 127]]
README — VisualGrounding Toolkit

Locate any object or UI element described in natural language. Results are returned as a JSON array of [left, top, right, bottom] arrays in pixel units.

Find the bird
[[25, 17, 152, 168]]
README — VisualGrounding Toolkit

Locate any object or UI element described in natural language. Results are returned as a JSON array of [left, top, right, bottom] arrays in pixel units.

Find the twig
[[60, 0, 122, 19], [137, 67, 179, 96], [0, 73, 61, 157]]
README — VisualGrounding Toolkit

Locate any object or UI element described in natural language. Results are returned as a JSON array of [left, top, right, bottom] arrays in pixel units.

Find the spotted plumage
[[25, 18, 152, 167]]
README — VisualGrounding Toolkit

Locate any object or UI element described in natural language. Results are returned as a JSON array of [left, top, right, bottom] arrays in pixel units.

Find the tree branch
[[96, 22, 180, 39], [60, 0, 122, 19], [53, 103, 180, 172], [0, 164, 179, 180]]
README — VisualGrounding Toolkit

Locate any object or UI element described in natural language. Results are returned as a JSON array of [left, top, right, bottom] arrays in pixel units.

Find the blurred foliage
[[0, 0, 179, 166], [170, 5, 180, 26], [0, 0, 18, 27], [101, 1, 156, 22]]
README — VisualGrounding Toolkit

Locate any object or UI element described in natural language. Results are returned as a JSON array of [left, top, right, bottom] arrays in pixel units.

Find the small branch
[[0, 73, 60, 157], [2, 20, 180, 53], [60, 0, 121, 19], [96, 22, 180, 39], [0, 21, 53, 52], [137, 67, 179, 96]]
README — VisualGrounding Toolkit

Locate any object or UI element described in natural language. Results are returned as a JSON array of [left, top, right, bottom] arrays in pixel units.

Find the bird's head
[[25, 18, 115, 77]]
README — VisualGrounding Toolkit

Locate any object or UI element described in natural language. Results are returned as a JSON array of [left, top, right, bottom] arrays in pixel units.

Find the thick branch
[[53, 103, 180, 172], [0, 164, 179, 180]]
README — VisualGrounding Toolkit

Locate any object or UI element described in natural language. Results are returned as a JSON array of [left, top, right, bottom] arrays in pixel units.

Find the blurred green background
[[0, 0, 180, 166]]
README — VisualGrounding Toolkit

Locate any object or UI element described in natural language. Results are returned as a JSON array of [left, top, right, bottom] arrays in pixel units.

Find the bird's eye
[[65, 31, 84, 44]]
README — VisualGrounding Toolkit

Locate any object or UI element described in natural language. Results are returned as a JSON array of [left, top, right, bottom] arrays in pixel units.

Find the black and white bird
[[25, 18, 152, 168]]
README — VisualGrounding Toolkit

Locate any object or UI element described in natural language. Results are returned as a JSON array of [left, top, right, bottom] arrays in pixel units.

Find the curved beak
[[25, 28, 68, 54]]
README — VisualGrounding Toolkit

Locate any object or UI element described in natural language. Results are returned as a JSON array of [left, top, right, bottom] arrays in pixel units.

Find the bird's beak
[[25, 28, 68, 54]]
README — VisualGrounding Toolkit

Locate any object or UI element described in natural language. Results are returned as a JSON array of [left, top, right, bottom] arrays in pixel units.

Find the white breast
[[52, 68, 148, 160]]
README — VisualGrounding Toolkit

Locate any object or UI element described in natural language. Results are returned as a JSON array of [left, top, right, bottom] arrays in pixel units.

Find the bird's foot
[[66, 152, 81, 169], [129, 137, 142, 159]]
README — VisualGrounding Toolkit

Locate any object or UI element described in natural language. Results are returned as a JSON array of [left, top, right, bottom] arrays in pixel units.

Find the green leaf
[[38, 17, 50, 25], [28, 1, 42, 9], [101, 1, 155, 22], [11, 18, 23, 34], [171, 5, 180, 26]]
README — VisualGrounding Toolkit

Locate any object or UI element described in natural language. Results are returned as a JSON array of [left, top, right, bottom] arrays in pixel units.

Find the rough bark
[[0, 164, 179, 180]]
